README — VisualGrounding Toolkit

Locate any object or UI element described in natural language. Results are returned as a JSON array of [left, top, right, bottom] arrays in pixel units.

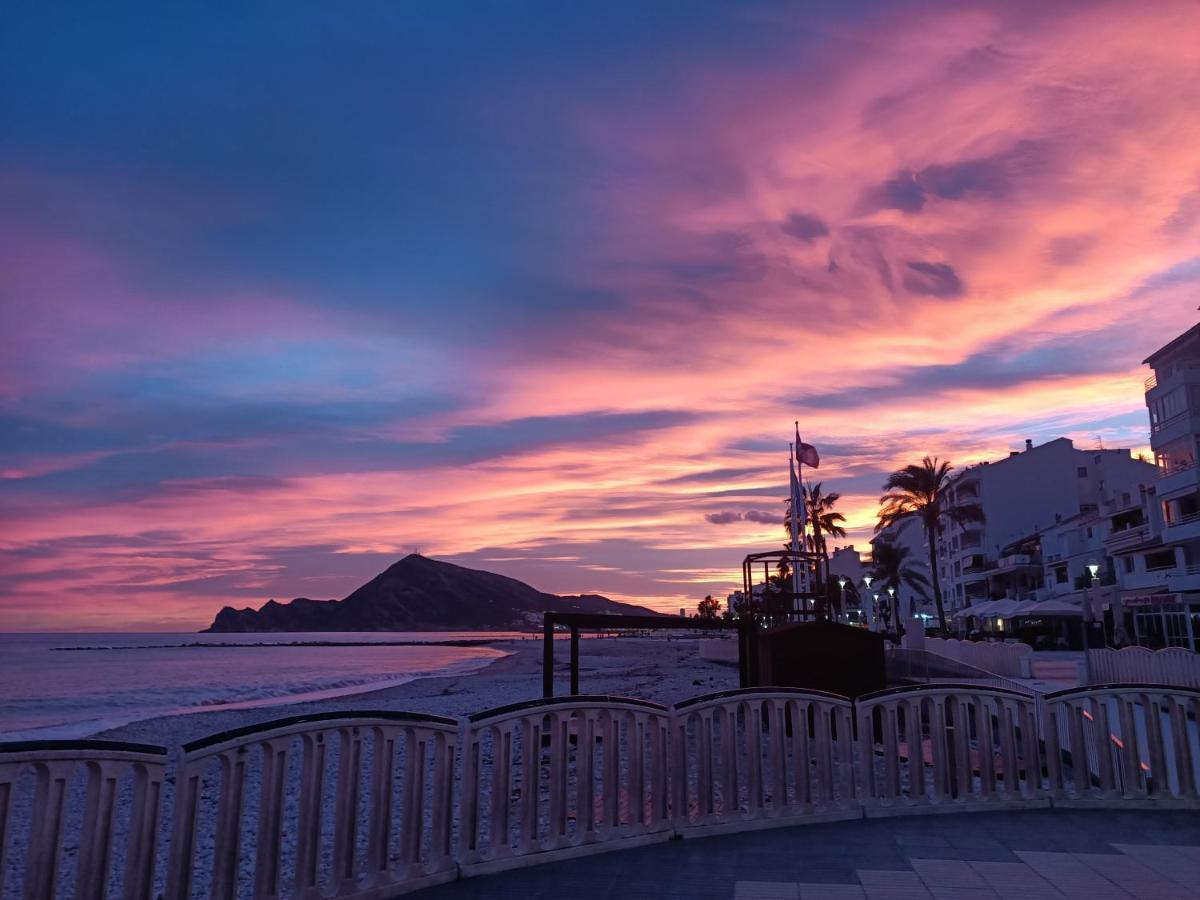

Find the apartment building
[[937, 437, 1155, 613], [1106, 322, 1200, 648]]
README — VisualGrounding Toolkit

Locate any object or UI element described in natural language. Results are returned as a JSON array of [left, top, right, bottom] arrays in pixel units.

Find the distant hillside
[[203, 553, 660, 632]]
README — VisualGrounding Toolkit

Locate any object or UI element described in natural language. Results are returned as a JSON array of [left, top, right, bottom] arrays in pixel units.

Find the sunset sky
[[3, 1, 1199, 630]]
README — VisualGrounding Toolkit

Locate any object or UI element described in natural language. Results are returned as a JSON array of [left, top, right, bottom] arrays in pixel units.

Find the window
[[1086, 527, 1093, 538], [1123, 557, 1134, 573], [1145, 550, 1176, 571], [1077, 466, 1088, 477], [1055, 566, 1068, 584], [1150, 386, 1188, 430], [1154, 437, 1196, 474]]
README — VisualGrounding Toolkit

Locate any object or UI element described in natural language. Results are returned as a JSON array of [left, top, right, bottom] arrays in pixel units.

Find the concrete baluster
[[293, 733, 326, 894], [74, 760, 118, 900], [365, 730, 394, 877], [122, 762, 162, 900]]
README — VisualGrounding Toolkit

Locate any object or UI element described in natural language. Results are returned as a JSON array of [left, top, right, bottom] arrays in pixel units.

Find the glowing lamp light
[[863, 575, 874, 589], [837, 576, 847, 588], [1087, 562, 1100, 579]]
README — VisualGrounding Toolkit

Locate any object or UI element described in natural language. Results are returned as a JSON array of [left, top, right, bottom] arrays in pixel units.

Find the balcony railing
[[1145, 373, 1157, 391], [1166, 510, 1200, 528], [997, 553, 1035, 569], [1103, 524, 1149, 547], [1151, 410, 1190, 434], [1158, 459, 1198, 478]]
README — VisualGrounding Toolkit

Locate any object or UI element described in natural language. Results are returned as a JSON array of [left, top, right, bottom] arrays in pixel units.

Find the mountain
[[203, 553, 660, 632]]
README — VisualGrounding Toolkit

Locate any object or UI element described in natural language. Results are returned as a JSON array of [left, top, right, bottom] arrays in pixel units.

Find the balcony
[[997, 553, 1038, 570], [1157, 462, 1200, 501], [1145, 360, 1200, 399], [1104, 524, 1150, 550], [1162, 511, 1200, 545], [1167, 563, 1200, 593]]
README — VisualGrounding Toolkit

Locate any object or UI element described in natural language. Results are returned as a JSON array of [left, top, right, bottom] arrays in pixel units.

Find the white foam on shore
[[0, 652, 507, 743]]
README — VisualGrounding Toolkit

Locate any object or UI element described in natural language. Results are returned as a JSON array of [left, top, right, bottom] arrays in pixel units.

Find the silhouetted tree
[[871, 540, 930, 637], [697, 594, 721, 619], [876, 457, 984, 636]]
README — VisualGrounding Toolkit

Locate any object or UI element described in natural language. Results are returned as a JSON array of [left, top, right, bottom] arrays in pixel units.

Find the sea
[[0, 632, 518, 741]]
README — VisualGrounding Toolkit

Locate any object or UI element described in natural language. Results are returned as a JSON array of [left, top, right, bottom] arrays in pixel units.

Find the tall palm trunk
[[926, 523, 948, 636]]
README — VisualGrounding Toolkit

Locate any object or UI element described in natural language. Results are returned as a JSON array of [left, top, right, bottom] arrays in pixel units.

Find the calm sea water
[[0, 632, 517, 741]]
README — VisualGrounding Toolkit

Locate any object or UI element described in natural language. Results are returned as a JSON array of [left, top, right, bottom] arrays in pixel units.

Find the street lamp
[[1082, 562, 1100, 684], [837, 577, 847, 623], [888, 586, 900, 640], [862, 575, 875, 629]]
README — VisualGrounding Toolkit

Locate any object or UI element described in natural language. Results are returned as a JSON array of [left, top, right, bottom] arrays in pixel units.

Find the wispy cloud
[[1, 0, 1198, 627]]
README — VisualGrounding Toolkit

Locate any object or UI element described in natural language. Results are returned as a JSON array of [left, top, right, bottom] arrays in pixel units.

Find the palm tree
[[806, 482, 846, 590], [871, 540, 930, 636], [876, 457, 984, 636]]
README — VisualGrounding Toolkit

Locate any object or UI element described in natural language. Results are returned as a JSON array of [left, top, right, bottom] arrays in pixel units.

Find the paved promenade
[[419, 809, 1200, 899]]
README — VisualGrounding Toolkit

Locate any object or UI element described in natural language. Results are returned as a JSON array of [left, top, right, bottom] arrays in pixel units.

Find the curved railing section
[[1044, 684, 1200, 808], [855, 684, 1046, 815], [1086, 647, 1200, 689], [459, 696, 671, 876], [0, 739, 166, 900], [162, 710, 461, 900], [5, 683, 1198, 899], [672, 688, 857, 836]]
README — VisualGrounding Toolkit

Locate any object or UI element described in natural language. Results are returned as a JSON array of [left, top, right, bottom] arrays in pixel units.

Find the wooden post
[[542, 616, 555, 698], [570, 627, 580, 695]]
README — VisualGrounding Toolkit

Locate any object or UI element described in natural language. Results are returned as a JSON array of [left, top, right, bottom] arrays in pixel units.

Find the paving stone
[[797, 886, 867, 899], [968, 860, 1067, 899], [910, 858, 988, 889], [1072, 853, 1196, 900], [1014, 850, 1133, 899], [926, 888, 998, 900], [734, 882, 800, 900], [1111, 843, 1200, 889]]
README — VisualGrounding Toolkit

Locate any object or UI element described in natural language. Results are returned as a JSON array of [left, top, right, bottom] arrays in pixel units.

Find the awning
[[1016, 597, 1083, 617], [953, 598, 1026, 619]]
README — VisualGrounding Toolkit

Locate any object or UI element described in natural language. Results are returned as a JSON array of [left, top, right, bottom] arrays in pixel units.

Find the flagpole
[[789, 443, 801, 614], [795, 421, 814, 619]]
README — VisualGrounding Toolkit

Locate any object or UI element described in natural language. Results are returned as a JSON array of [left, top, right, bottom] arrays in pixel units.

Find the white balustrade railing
[[672, 689, 857, 836], [1044, 685, 1200, 807], [459, 696, 671, 875], [163, 710, 460, 900], [922, 637, 1032, 678], [1088, 647, 1200, 689], [0, 740, 166, 900], [3, 683, 1197, 898], [855, 685, 1046, 814]]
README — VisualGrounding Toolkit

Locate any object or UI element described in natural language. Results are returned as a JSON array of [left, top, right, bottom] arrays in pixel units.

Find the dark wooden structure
[[541, 612, 752, 697], [755, 620, 886, 698]]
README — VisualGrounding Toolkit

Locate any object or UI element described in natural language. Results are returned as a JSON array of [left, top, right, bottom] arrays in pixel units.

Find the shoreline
[[95, 636, 737, 750]]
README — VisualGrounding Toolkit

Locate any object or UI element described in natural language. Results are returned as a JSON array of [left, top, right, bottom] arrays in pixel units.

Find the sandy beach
[[97, 636, 740, 749]]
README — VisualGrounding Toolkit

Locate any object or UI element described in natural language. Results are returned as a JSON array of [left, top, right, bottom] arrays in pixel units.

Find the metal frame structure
[[740, 548, 821, 623], [541, 612, 751, 697]]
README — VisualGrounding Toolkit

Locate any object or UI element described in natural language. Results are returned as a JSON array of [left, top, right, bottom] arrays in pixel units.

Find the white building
[[828, 545, 870, 585], [938, 437, 1155, 613], [1106, 322, 1200, 649]]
